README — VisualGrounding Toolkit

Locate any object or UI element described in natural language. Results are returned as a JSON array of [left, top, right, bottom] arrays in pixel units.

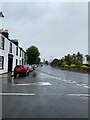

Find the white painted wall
[[0, 33, 27, 74]]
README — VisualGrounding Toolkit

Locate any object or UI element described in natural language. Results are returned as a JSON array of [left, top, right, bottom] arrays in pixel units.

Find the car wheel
[[27, 71, 29, 76], [19, 74, 21, 77], [23, 72, 27, 77]]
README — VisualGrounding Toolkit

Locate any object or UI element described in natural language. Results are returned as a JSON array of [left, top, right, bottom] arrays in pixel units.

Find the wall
[[0, 33, 27, 74]]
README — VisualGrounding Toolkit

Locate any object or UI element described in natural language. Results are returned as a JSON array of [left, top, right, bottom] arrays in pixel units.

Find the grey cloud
[[2, 2, 88, 61]]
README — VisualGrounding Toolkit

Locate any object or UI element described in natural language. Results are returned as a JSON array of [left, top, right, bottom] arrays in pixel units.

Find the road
[[1, 65, 89, 118]]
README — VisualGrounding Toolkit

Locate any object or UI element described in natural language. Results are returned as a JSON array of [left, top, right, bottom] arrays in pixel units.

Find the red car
[[14, 65, 29, 78]]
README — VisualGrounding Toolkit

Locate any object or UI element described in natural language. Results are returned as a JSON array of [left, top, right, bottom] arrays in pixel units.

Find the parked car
[[32, 65, 35, 70], [41, 64, 43, 67], [29, 65, 33, 72], [14, 65, 30, 78]]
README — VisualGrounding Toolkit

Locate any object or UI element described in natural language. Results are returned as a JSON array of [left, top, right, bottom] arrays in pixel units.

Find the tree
[[57, 59, 63, 67], [51, 59, 59, 66], [45, 60, 49, 65], [64, 54, 72, 66], [36, 57, 41, 64], [26, 45, 40, 65]]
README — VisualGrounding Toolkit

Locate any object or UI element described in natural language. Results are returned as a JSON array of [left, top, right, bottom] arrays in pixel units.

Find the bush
[[64, 64, 69, 67], [62, 62, 69, 67], [70, 64, 76, 67], [81, 65, 90, 68], [76, 61, 82, 67]]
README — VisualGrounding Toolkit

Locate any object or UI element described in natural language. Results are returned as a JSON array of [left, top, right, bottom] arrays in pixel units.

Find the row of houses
[[0, 29, 27, 74]]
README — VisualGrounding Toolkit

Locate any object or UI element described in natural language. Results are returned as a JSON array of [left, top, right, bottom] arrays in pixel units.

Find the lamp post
[[49, 56, 53, 63], [0, 11, 4, 17], [0, 11, 4, 29]]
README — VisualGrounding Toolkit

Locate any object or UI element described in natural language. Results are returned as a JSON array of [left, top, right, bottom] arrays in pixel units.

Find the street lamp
[[49, 56, 53, 63], [0, 11, 4, 17]]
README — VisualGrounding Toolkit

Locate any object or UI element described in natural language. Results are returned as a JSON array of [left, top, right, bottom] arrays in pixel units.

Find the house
[[0, 29, 27, 74], [76, 52, 83, 64]]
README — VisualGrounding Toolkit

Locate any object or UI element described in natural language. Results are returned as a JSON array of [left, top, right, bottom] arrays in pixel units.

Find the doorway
[[8, 54, 13, 72]]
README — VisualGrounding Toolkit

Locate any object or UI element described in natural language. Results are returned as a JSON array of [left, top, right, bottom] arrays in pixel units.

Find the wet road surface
[[1, 65, 89, 118]]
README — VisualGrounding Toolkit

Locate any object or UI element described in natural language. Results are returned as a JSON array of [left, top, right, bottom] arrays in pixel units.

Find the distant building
[[76, 52, 83, 64], [0, 29, 27, 74]]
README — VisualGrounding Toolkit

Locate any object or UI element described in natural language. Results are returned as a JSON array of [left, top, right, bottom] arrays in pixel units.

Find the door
[[8, 54, 13, 72]]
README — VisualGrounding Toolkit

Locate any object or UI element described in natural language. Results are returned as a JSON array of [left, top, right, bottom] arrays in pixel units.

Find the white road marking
[[81, 84, 87, 86], [62, 79, 67, 82], [68, 94, 90, 97], [39, 72, 88, 88], [76, 84, 82, 86], [83, 85, 88, 88], [72, 81, 77, 84], [12, 82, 51, 86], [68, 81, 73, 84], [0, 93, 35, 96]]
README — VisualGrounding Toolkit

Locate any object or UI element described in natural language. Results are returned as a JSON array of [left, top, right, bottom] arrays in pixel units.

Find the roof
[[0, 33, 26, 53]]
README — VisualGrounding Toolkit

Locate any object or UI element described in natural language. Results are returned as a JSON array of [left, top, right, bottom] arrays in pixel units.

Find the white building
[[0, 29, 27, 74]]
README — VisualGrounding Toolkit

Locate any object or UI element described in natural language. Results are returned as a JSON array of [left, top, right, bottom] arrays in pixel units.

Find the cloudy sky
[[1, 2, 88, 61]]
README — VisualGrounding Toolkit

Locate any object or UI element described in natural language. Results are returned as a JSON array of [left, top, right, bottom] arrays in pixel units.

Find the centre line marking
[[0, 93, 35, 96], [68, 94, 90, 97]]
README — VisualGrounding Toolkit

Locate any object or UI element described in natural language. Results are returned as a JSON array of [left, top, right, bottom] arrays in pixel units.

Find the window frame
[[16, 46, 18, 56], [0, 56, 4, 70], [16, 59, 18, 66], [0, 36, 5, 50], [9, 42, 12, 53], [20, 49, 21, 57]]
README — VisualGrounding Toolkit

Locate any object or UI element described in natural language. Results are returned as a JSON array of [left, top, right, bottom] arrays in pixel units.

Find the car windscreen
[[15, 65, 22, 68]]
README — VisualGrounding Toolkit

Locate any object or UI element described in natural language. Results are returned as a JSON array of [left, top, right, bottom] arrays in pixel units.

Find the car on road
[[41, 64, 43, 67], [14, 65, 30, 78], [29, 65, 33, 72]]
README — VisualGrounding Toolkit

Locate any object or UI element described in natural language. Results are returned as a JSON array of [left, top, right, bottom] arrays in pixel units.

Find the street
[[1, 65, 89, 118]]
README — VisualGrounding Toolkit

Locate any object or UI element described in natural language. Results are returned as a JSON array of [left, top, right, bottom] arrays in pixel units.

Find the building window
[[24, 53, 26, 59], [20, 49, 21, 57], [9, 42, 12, 53], [16, 46, 18, 55], [16, 59, 18, 66], [0, 36, 5, 50], [0, 56, 4, 69], [19, 60, 21, 65], [22, 51, 23, 58]]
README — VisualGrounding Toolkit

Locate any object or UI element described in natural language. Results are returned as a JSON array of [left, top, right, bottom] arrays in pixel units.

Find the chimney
[[0, 29, 9, 39], [11, 39, 19, 46]]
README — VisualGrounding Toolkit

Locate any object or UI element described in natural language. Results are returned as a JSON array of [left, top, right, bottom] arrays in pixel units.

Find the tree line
[[26, 45, 90, 70], [50, 52, 90, 69]]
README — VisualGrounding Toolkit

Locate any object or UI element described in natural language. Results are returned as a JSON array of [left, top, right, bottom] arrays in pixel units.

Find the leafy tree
[[72, 57, 77, 64], [36, 57, 41, 64], [57, 60, 63, 67], [51, 59, 59, 66], [26, 45, 40, 65], [64, 54, 72, 66], [45, 60, 49, 65]]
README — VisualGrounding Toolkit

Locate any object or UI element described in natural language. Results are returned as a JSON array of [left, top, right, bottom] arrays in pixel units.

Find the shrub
[[76, 61, 82, 67], [81, 65, 90, 68], [64, 64, 69, 67], [70, 64, 76, 67]]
